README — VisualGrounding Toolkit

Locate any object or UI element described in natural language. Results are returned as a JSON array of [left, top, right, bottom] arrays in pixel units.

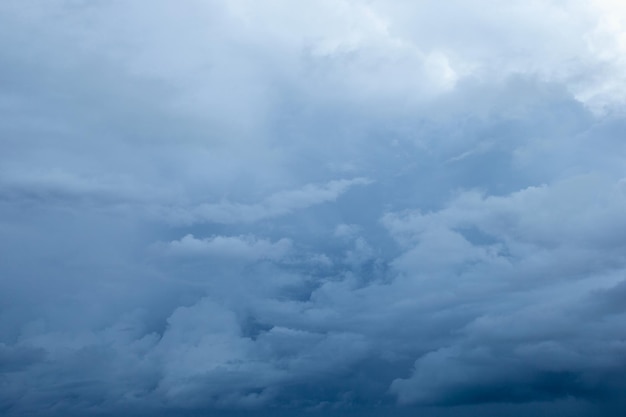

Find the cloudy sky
[[2, 1, 626, 416]]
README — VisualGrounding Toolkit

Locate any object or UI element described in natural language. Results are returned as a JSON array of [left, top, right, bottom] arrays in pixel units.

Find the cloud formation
[[160, 178, 372, 224], [1, 1, 626, 416]]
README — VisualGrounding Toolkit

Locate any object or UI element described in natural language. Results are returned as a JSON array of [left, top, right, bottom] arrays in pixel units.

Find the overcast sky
[[2, 1, 626, 416]]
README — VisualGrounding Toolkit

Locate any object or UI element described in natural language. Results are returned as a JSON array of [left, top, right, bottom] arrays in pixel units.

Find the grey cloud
[[160, 178, 372, 224], [0, 343, 45, 372], [2, 1, 626, 417], [381, 174, 626, 406]]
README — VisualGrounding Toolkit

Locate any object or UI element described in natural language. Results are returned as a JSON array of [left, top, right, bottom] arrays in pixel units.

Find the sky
[[1, 1, 626, 416]]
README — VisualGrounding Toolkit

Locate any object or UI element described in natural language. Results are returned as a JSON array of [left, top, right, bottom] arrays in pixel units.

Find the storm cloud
[[2, 1, 626, 416]]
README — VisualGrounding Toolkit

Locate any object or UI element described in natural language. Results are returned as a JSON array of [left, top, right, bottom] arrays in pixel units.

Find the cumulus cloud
[[163, 234, 292, 261], [384, 174, 626, 405], [2, 1, 626, 417]]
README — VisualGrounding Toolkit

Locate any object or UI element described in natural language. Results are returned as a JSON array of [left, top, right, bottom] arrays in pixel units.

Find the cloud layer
[[2, 1, 626, 416]]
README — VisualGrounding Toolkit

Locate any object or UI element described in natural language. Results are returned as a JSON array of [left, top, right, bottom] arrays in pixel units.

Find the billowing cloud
[[2, 1, 626, 417]]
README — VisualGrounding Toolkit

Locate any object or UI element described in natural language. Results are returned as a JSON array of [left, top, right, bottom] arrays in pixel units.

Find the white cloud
[[164, 234, 292, 261], [161, 178, 371, 224]]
